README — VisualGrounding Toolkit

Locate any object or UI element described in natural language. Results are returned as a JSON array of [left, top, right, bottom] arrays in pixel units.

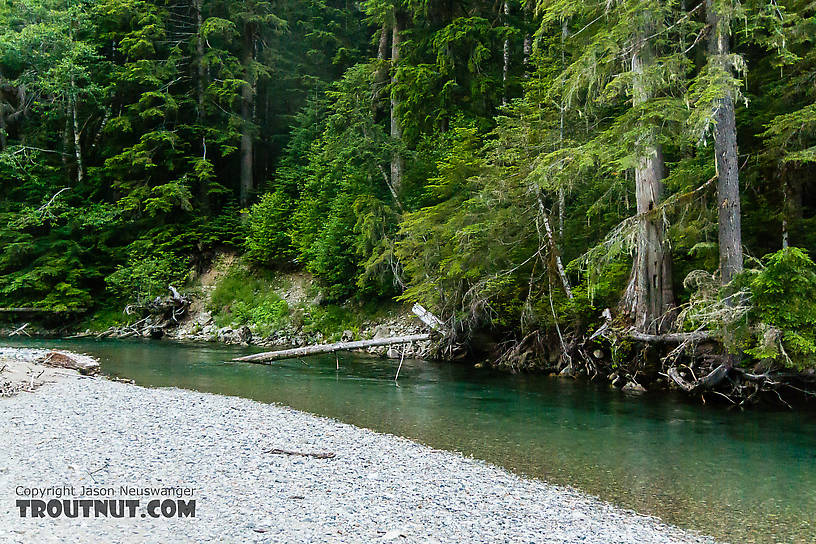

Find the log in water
[[232, 333, 431, 363]]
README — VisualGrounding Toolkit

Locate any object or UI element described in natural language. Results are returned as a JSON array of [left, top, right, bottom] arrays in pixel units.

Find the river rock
[[558, 365, 575, 377], [0, 370, 719, 544], [622, 381, 647, 393]]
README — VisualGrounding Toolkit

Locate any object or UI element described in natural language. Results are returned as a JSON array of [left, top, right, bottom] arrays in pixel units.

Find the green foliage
[[83, 305, 131, 331], [743, 248, 816, 369], [208, 264, 290, 335], [230, 297, 290, 336], [106, 251, 190, 303], [245, 190, 294, 266], [298, 304, 360, 340], [0, 0, 367, 312], [2, 0, 816, 380]]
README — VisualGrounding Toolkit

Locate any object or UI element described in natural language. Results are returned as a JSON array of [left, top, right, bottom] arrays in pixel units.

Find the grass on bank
[[207, 263, 398, 340]]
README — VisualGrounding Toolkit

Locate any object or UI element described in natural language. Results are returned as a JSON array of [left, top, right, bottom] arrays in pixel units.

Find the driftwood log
[[10, 323, 30, 337], [37, 351, 100, 375], [233, 334, 431, 363], [666, 364, 730, 392], [412, 303, 444, 332], [628, 330, 714, 344], [263, 448, 336, 459]]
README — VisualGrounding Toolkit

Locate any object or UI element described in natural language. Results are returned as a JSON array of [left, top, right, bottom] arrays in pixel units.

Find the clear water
[[6, 338, 815, 543]]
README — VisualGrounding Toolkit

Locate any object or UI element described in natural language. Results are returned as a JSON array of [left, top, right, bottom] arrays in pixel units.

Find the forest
[[1, 0, 815, 399]]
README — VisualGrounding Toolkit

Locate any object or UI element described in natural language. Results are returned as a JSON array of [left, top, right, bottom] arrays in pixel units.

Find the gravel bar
[[0, 371, 719, 543]]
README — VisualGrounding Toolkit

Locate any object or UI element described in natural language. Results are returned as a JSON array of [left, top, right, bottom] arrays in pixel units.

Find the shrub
[[245, 190, 294, 266], [743, 248, 816, 370], [209, 264, 291, 335], [106, 251, 189, 303]]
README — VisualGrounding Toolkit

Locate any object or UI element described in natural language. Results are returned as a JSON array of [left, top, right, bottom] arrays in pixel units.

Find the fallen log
[[233, 334, 431, 363], [263, 448, 336, 459], [629, 330, 714, 344], [10, 323, 30, 337], [37, 350, 100, 375], [411, 303, 444, 332]]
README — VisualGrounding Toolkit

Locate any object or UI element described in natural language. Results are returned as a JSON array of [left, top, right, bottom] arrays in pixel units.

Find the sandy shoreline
[[0, 347, 718, 543]]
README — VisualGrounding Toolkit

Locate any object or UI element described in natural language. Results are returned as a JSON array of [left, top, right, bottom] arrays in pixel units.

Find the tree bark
[[69, 75, 84, 184], [522, 0, 531, 72], [373, 22, 390, 113], [667, 363, 729, 392], [195, 0, 206, 118], [62, 112, 70, 170], [195, 0, 210, 212], [389, 13, 403, 195], [558, 18, 568, 238], [502, 0, 510, 105], [707, 0, 742, 285], [537, 194, 573, 299], [0, 81, 6, 150], [623, 37, 674, 333], [376, 22, 389, 82], [239, 27, 255, 207]]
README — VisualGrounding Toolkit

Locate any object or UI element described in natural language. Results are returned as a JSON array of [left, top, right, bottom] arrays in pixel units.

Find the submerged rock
[[622, 381, 647, 393]]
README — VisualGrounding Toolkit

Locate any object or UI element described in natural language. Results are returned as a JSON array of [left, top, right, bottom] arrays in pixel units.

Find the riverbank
[[0, 347, 99, 396], [2, 254, 812, 406], [0, 351, 717, 543], [0, 259, 435, 360]]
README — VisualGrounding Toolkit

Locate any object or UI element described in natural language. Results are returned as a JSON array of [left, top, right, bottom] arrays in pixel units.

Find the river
[[5, 337, 815, 543]]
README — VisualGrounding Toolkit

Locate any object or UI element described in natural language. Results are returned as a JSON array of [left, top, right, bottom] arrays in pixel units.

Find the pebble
[[0, 371, 718, 543]]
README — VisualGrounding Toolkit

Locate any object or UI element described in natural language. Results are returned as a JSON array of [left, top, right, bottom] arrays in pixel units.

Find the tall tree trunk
[[781, 167, 789, 249], [69, 76, 84, 184], [781, 166, 803, 249], [373, 22, 389, 113], [239, 28, 255, 207], [522, 1, 531, 72], [502, 0, 510, 104], [62, 113, 70, 170], [0, 112, 5, 150], [195, 0, 206, 118], [558, 18, 568, 239], [707, 0, 743, 285], [0, 82, 6, 150], [624, 40, 674, 333], [195, 0, 210, 212], [390, 14, 403, 195]]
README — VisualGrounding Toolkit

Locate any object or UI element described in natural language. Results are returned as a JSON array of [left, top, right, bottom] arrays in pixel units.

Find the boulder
[[622, 381, 647, 393], [558, 365, 575, 377], [372, 325, 390, 340]]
